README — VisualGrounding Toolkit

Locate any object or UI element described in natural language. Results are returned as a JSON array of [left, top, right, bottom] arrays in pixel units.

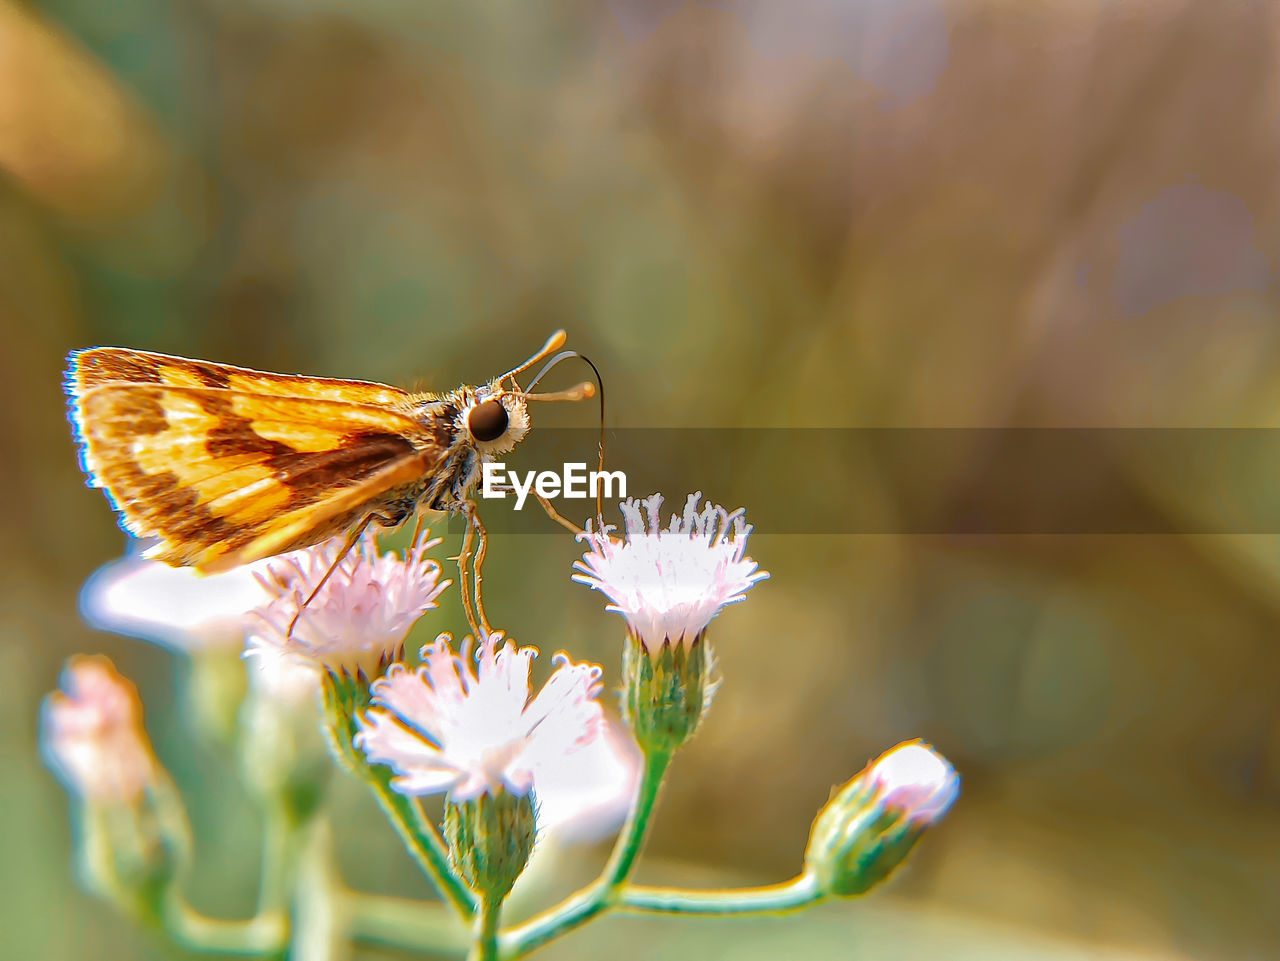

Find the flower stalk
[[159, 896, 288, 956], [471, 897, 503, 961], [343, 891, 468, 954], [618, 875, 823, 915], [499, 747, 672, 958], [365, 766, 479, 920]]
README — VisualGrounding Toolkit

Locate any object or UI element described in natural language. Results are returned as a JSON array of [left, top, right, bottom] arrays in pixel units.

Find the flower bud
[[805, 740, 959, 898], [239, 657, 330, 824], [186, 648, 249, 746], [75, 779, 188, 922], [41, 656, 190, 919], [444, 791, 537, 904]]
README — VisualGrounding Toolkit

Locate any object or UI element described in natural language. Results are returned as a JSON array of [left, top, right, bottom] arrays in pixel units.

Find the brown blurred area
[[4, 1, 1280, 958]]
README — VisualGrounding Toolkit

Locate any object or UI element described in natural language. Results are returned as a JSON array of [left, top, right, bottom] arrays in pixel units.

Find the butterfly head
[[461, 385, 530, 456], [458, 330, 597, 457]]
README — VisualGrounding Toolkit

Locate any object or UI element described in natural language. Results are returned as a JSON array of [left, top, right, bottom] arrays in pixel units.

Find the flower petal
[[245, 531, 449, 677], [358, 634, 604, 807], [575, 493, 767, 645]]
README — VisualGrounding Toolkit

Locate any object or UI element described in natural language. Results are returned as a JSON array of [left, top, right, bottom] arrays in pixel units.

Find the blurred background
[[4, 0, 1280, 958]]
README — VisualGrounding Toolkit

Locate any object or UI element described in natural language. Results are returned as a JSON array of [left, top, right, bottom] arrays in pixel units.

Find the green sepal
[[804, 777, 924, 898], [320, 668, 374, 775], [444, 791, 536, 904], [319, 643, 406, 777], [621, 632, 711, 755], [75, 774, 191, 926]]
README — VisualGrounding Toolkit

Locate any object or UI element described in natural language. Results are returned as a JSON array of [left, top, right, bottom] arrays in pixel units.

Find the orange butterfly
[[66, 331, 595, 634]]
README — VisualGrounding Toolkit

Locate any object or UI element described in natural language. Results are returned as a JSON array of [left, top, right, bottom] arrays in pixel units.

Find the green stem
[[344, 892, 469, 956], [366, 770, 478, 921], [499, 749, 672, 959], [152, 793, 300, 956], [290, 822, 344, 961], [601, 749, 672, 891], [162, 896, 287, 956], [469, 898, 502, 961], [258, 803, 305, 922], [619, 874, 823, 915]]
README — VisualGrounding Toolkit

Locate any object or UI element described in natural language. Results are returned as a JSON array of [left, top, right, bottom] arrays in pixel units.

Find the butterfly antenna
[[502, 330, 568, 390], [525, 350, 607, 524]]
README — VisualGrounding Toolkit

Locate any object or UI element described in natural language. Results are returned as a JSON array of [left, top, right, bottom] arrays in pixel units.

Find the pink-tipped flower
[[867, 740, 960, 824], [245, 531, 449, 679], [573, 492, 767, 650], [806, 739, 960, 897], [41, 656, 158, 805], [575, 492, 765, 753], [355, 632, 605, 803]]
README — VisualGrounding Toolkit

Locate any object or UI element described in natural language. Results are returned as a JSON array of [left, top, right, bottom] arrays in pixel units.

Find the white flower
[[530, 716, 641, 841], [573, 492, 767, 648], [245, 531, 449, 678], [79, 546, 275, 651], [41, 656, 158, 804], [355, 633, 605, 803], [867, 740, 960, 825]]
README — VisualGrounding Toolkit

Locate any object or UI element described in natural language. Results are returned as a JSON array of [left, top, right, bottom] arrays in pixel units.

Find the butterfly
[[64, 330, 595, 634]]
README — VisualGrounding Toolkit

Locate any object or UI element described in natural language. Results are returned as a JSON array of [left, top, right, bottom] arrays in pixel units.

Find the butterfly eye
[[468, 399, 509, 442]]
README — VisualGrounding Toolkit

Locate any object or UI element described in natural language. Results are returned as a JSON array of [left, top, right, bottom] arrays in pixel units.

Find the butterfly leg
[[456, 500, 493, 637], [534, 494, 587, 537], [454, 505, 482, 639], [470, 506, 493, 637], [286, 514, 375, 639]]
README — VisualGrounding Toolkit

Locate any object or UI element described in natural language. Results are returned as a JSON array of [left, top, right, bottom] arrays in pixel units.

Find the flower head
[[80, 548, 275, 651], [246, 531, 449, 679], [41, 656, 158, 804], [867, 739, 960, 825], [355, 632, 605, 803], [573, 492, 767, 649]]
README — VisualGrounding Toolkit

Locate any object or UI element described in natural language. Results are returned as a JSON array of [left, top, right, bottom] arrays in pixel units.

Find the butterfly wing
[[67, 353, 445, 571], [68, 346, 414, 406]]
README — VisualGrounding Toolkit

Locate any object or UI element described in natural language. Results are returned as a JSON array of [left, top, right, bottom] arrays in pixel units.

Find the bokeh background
[[4, 0, 1280, 958]]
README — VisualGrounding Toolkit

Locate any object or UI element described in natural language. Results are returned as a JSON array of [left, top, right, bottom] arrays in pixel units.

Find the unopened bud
[[76, 778, 188, 921], [41, 656, 190, 918], [806, 740, 959, 898], [240, 657, 329, 823]]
